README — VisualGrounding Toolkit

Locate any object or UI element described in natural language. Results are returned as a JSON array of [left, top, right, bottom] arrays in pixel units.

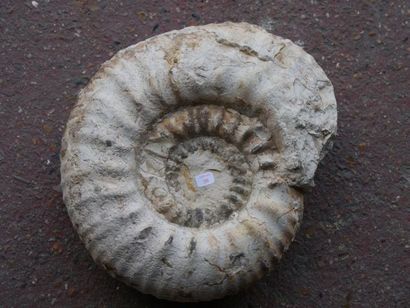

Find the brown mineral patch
[[181, 165, 196, 192]]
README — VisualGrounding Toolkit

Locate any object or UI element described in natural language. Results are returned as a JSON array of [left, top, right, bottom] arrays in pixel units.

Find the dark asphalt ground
[[0, 1, 409, 307]]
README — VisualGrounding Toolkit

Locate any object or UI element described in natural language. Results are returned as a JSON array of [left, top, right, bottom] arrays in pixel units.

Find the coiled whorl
[[61, 22, 337, 302]]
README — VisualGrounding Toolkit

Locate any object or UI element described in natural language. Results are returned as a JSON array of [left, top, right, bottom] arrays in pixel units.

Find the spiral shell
[[60, 22, 337, 302]]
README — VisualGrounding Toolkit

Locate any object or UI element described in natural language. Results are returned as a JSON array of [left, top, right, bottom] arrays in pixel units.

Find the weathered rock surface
[[60, 22, 337, 302]]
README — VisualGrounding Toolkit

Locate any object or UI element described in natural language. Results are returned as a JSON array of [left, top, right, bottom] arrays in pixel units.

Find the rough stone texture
[[60, 23, 336, 301], [0, 1, 408, 307]]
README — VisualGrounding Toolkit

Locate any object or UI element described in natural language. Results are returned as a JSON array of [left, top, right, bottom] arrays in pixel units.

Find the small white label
[[195, 172, 215, 187]]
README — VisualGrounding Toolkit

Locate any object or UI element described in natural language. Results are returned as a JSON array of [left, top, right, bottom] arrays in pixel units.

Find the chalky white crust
[[60, 22, 337, 302]]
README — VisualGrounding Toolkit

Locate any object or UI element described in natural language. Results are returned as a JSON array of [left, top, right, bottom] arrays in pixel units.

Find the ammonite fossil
[[60, 22, 337, 302]]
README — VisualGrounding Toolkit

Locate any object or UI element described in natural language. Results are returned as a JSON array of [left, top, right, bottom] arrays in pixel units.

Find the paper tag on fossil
[[195, 172, 215, 188]]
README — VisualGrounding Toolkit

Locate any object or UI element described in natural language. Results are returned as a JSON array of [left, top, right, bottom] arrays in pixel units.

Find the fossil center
[[136, 104, 275, 228]]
